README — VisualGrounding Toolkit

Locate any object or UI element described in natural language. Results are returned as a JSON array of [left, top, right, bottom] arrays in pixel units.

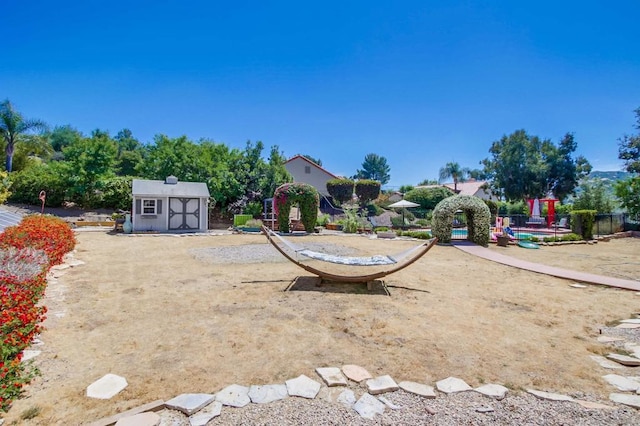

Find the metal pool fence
[[450, 213, 637, 240]]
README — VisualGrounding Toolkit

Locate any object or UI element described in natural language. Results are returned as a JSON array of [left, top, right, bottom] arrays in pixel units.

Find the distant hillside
[[587, 170, 632, 182]]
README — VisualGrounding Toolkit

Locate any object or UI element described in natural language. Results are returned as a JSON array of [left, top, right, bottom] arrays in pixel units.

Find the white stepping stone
[[21, 350, 41, 362], [616, 323, 640, 329], [316, 367, 348, 386], [248, 384, 288, 404], [353, 393, 385, 419], [569, 284, 587, 288], [607, 353, 640, 366], [336, 389, 356, 408], [378, 396, 402, 410], [602, 374, 640, 392], [575, 400, 616, 410], [436, 377, 472, 394], [189, 401, 222, 426], [68, 259, 85, 267], [51, 264, 70, 271], [610, 393, 640, 409], [624, 343, 640, 359], [86, 374, 128, 399], [590, 355, 624, 369], [215, 384, 250, 407], [476, 406, 494, 413], [366, 375, 399, 395], [526, 389, 573, 402], [115, 412, 160, 426], [621, 319, 640, 324], [342, 365, 372, 382], [286, 375, 321, 399], [166, 393, 215, 415], [597, 336, 625, 343], [398, 381, 436, 398], [475, 384, 508, 399]]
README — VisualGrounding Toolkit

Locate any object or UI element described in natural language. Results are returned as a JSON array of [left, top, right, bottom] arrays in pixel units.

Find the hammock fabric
[[263, 226, 437, 283]]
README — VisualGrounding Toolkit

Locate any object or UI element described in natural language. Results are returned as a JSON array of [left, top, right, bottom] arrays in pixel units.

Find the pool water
[[451, 229, 547, 240]]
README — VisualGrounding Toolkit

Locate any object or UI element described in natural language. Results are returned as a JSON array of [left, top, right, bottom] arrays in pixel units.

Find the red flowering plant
[[0, 216, 75, 412], [0, 215, 76, 266]]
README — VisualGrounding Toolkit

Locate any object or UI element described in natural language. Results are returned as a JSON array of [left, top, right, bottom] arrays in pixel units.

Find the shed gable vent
[[165, 176, 178, 185]]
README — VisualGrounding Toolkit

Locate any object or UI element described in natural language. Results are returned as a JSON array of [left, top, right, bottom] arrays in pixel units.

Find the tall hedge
[[326, 178, 354, 204], [273, 183, 319, 233], [355, 179, 381, 205], [570, 210, 597, 240]]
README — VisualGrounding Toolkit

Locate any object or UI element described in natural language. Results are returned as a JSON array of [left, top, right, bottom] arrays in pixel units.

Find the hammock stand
[[262, 226, 437, 285]]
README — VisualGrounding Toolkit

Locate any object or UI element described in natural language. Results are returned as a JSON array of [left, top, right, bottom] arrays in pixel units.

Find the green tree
[[114, 129, 143, 176], [10, 133, 53, 172], [615, 176, 640, 218], [49, 125, 83, 154], [438, 162, 470, 192], [63, 130, 118, 206], [399, 184, 414, 194], [0, 100, 48, 172], [405, 186, 454, 210], [354, 153, 390, 185], [482, 129, 590, 202], [354, 179, 381, 206], [137, 135, 209, 182], [417, 178, 438, 186], [326, 178, 354, 205], [618, 107, 640, 173], [573, 180, 614, 213], [263, 145, 292, 199]]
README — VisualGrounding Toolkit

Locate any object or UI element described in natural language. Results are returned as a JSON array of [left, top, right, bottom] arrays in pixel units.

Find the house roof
[[285, 154, 339, 179], [442, 180, 491, 196], [132, 178, 210, 198]]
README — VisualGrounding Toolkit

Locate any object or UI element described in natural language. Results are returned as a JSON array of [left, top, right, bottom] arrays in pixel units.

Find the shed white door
[[168, 198, 200, 230]]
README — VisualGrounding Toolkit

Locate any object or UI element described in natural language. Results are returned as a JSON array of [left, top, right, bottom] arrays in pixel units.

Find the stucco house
[[284, 155, 339, 197], [131, 176, 210, 232]]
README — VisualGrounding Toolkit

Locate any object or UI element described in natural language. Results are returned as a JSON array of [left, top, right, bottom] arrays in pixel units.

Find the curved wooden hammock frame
[[263, 226, 438, 283]]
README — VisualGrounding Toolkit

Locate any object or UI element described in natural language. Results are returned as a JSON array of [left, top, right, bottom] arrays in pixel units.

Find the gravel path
[[154, 389, 640, 425]]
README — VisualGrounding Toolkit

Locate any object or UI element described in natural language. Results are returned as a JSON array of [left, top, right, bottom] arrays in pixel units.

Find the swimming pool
[[451, 229, 548, 240]]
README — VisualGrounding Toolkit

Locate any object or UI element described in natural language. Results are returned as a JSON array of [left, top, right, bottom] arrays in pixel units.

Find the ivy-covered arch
[[274, 183, 319, 233], [432, 195, 491, 246]]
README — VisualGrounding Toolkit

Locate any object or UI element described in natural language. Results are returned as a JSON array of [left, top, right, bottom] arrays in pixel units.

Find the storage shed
[[131, 176, 210, 232]]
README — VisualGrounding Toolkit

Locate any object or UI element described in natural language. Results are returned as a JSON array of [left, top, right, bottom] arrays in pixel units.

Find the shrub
[[355, 180, 381, 206], [274, 183, 319, 233], [570, 210, 597, 240], [432, 195, 491, 246], [341, 209, 360, 233], [8, 162, 71, 207], [316, 213, 330, 227], [542, 233, 582, 243], [96, 176, 133, 210], [0, 171, 11, 204], [374, 226, 389, 232], [326, 178, 354, 205], [396, 230, 433, 239]]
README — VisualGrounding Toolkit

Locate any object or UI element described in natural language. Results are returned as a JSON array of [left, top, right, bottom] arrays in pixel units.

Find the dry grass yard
[[5, 232, 640, 424]]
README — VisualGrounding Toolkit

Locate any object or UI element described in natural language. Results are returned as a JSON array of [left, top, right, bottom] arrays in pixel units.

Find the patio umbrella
[[388, 200, 419, 227]]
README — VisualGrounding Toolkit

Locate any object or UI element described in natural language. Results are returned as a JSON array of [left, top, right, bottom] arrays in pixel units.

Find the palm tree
[[0, 99, 48, 172], [438, 162, 470, 192]]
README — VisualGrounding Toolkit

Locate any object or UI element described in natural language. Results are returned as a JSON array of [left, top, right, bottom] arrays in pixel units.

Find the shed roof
[[132, 179, 210, 198]]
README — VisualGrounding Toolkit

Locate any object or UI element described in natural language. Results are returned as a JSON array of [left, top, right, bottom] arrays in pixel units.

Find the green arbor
[[274, 183, 319, 233], [432, 195, 491, 246]]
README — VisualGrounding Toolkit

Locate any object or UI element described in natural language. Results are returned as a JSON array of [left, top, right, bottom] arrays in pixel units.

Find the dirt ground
[[4, 231, 640, 424]]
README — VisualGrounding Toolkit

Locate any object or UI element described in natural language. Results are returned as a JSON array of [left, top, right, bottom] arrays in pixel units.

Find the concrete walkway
[[452, 241, 640, 292]]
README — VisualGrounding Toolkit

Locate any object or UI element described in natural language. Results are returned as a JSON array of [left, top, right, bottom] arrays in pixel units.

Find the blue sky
[[2, 1, 639, 188]]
